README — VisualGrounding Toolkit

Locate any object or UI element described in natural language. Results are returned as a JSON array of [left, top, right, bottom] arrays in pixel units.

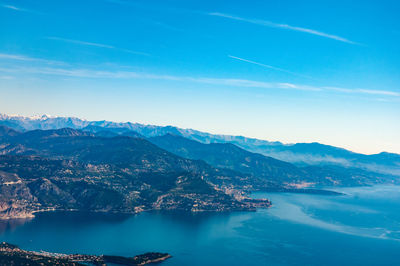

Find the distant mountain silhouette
[[149, 133, 400, 187]]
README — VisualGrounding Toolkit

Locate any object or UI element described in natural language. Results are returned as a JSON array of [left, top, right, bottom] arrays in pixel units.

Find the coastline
[[0, 242, 172, 265], [0, 199, 272, 220], [0, 187, 348, 221]]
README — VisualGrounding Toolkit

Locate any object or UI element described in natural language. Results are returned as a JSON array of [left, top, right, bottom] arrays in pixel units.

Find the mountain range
[[0, 113, 399, 219], [148, 133, 399, 187], [0, 125, 271, 219], [1, 113, 399, 175]]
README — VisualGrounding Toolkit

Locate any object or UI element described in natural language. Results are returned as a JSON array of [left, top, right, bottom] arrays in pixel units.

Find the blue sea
[[1, 185, 400, 265]]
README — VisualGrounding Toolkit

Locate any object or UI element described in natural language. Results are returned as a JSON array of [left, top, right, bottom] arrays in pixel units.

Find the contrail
[[228, 55, 314, 79]]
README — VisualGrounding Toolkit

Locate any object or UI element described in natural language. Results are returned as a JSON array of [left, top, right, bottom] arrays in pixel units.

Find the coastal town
[[0, 242, 171, 265]]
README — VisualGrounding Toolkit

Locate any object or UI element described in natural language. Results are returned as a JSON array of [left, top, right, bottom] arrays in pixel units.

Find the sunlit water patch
[[253, 185, 400, 241]]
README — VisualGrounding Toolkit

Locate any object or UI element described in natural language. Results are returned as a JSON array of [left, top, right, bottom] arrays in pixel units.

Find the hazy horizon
[[0, 111, 398, 156]]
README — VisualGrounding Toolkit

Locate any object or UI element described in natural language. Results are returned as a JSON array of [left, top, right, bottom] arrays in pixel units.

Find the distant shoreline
[[261, 188, 344, 195]]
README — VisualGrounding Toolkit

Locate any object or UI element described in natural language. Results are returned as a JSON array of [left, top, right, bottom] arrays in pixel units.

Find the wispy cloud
[[228, 55, 314, 79], [0, 65, 321, 92], [1, 3, 36, 13], [1, 53, 397, 98], [325, 87, 400, 97], [0, 53, 34, 61], [1, 63, 398, 98], [46, 37, 115, 49], [209, 12, 358, 45], [2, 4, 20, 10], [0, 53, 66, 65], [46, 37, 150, 56]]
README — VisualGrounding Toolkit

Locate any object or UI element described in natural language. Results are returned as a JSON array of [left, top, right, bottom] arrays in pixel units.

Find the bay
[[1, 185, 400, 265]]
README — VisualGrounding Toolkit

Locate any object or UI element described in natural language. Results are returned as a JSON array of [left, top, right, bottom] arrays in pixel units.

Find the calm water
[[1, 185, 400, 265]]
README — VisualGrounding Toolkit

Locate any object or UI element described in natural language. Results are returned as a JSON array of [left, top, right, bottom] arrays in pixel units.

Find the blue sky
[[0, 0, 399, 154]]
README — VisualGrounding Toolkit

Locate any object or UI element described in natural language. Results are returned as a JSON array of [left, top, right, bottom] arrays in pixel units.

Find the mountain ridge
[[0, 113, 396, 154], [0, 126, 272, 219], [0, 113, 399, 177]]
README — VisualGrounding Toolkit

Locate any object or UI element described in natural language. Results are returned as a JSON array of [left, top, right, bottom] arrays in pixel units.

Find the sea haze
[[1, 185, 399, 266]]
